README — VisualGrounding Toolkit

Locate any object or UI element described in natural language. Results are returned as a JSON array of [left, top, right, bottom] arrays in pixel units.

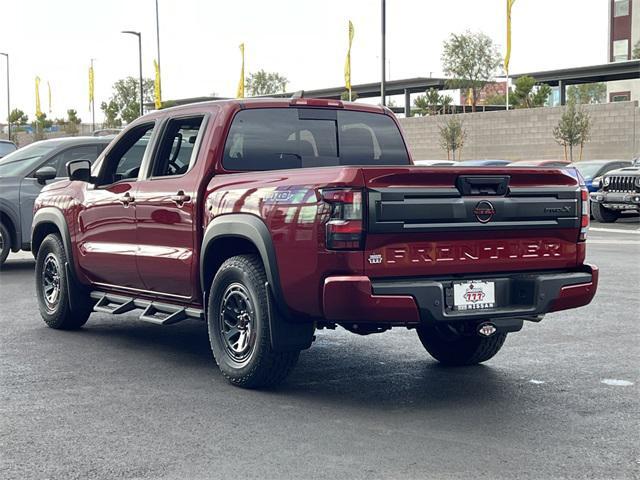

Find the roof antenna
[[291, 90, 305, 99]]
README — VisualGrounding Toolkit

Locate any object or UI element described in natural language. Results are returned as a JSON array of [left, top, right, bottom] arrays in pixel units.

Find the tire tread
[[209, 255, 299, 389]]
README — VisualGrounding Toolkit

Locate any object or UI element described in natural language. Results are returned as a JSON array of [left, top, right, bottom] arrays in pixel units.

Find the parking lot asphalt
[[1, 220, 639, 480]]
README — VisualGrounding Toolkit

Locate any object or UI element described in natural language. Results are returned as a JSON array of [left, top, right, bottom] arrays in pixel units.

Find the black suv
[[590, 159, 640, 223]]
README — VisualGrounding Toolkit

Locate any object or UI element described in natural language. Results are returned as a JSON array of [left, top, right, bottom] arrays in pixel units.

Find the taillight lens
[[322, 188, 364, 250], [579, 187, 589, 241]]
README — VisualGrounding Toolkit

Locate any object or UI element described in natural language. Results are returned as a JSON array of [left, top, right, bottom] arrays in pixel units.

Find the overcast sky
[[0, 0, 609, 123]]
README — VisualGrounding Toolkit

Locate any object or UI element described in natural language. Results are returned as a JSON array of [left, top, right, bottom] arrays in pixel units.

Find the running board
[[90, 292, 204, 325]]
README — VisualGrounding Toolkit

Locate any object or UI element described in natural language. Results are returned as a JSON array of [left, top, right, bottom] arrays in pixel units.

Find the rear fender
[[200, 214, 314, 352]]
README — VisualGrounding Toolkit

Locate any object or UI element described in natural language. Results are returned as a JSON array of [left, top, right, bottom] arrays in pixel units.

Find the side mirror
[[592, 177, 601, 189], [67, 159, 92, 183], [34, 166, 57, 185]]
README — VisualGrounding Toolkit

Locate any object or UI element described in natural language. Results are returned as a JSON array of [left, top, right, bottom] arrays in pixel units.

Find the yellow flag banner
[[89, 65, 95, 110], [47, 81, 52, 113], [35, 76, 42, 117], [236, 43, 245, 99], [154, 59, 162, 109], [505, 0, 516, 74], [344, 20, 354, 97]]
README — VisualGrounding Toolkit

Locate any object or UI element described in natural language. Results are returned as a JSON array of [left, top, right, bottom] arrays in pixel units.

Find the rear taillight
[[321, 188, 364, 250], [579, 186, 589, 241]]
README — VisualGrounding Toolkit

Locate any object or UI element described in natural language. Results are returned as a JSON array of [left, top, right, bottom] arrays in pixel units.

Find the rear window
[[223, 108, 409, 171]]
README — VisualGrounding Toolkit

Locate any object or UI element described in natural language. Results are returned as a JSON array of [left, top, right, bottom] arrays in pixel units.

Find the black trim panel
[[200, 213, 289, 318], [367, 186, 581, 233], [372, 268, 593, 323]]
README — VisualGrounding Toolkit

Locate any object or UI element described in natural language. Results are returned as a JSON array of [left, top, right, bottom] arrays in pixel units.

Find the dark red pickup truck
[[32, 98, 598, 388]]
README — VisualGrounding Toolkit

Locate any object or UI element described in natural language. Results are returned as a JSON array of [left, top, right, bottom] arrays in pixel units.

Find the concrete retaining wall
[[399, 101, 639, 161]]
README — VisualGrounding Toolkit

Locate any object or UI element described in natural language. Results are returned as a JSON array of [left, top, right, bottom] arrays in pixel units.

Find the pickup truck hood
[[360, 166, 583, 278]]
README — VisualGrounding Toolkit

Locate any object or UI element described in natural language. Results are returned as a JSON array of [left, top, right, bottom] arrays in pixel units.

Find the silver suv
[[0, 137, 111, 266]]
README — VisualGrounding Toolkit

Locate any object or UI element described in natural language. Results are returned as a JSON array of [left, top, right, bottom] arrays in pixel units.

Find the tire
[[35, 234, 92, 330], [207, 254, 300, 389], [592, 202, 620, 223], [0, 222, 11, 267], [416, 324, 507, 366]]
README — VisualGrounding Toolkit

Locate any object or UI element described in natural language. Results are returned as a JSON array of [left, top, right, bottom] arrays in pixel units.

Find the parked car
[[570, 160, 631, 193], [414, 160, 456, 166], [93, 128, 123, 137], [31, 98, 597, 389], [590, 163, 640, 222], [0, 139, 17, 159], [508, 159, 571, 167], [457, 160, 512, 167], [0, 137, 111, 266]]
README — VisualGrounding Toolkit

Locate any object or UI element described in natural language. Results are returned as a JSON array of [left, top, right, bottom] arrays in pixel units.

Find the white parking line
[[590, 227, 640, 235], [588, 239, 640, 245]]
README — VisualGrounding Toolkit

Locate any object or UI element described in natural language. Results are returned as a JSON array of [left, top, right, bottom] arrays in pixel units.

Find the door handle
[[170, 190, 191, 206], [119, 192, 135, 206]]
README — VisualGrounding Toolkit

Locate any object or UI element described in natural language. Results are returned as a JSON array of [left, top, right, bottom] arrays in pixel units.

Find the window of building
[[614, 0, 630, 17], [609, 91, 631, 102], [613, 39, 629, 62]]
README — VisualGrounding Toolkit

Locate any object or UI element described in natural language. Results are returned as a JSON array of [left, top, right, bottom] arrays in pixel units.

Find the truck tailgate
[[362, 166, 583, 278]]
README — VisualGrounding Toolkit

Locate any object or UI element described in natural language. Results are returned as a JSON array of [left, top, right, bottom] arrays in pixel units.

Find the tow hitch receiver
[[477, 323, 497, 337]]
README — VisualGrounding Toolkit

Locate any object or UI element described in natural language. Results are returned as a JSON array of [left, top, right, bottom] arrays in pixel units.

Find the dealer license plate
[[453, 281, 496, 311]]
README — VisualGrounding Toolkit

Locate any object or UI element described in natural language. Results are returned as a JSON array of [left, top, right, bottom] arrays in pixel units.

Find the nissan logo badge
[[473, 200, 496, 223]]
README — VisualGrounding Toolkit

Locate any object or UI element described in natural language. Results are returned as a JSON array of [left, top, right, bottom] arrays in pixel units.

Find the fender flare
[[0, 201, 21, 251], [200, 213, 290, 318], [200, 213, 314, 351], [31, 207, 79, 283]]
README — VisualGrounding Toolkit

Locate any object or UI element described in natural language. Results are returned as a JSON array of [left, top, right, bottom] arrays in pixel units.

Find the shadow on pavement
[[0, 258, 35, 272], [67, 316, 527, 411]]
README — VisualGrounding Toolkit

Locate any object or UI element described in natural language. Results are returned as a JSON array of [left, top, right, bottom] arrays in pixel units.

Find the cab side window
[[151, 116, 204, 177], [97, 123, 155, 186]]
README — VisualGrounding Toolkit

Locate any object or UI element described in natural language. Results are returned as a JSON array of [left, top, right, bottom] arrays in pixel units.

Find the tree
[[440, 95, 454, 114], [439, 116, 466, 160], [105, 77, 155, 124], [511, 76, 552, 108], [32, 113, 52, 140], [8, 108, 28, 126], [64, 109, 81, 135], [566, 83, 606, 105], [160, 100, 178, 109], [100, 100, 122, 128], [245, 70, 288, 96], [340, 90, 359, 101], [634, 40, 640, 60], [441, 31, 502, 112], [485, 76, 550, 108], [553, 102, 591, 161], [485, 92, 515, 108], [413, 88, 453, 116]]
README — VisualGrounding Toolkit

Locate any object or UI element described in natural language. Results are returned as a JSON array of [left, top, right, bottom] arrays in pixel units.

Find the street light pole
[[0, 53, 10, 140], [380, 0, 386, 107], [121, 30, 144, 117]]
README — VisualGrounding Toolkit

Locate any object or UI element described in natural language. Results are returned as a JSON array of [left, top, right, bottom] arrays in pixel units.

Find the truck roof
[[153, 97, 389, 117]]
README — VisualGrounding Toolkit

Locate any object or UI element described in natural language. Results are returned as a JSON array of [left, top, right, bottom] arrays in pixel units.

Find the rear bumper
[[322, 264, 598, 325]]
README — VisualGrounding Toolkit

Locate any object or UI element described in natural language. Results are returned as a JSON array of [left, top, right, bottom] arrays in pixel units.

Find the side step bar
[[90, 292, 204, 326]]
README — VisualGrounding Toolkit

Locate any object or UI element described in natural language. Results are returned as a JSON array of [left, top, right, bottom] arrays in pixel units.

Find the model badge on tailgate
[[368, 253, 383, 264]]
